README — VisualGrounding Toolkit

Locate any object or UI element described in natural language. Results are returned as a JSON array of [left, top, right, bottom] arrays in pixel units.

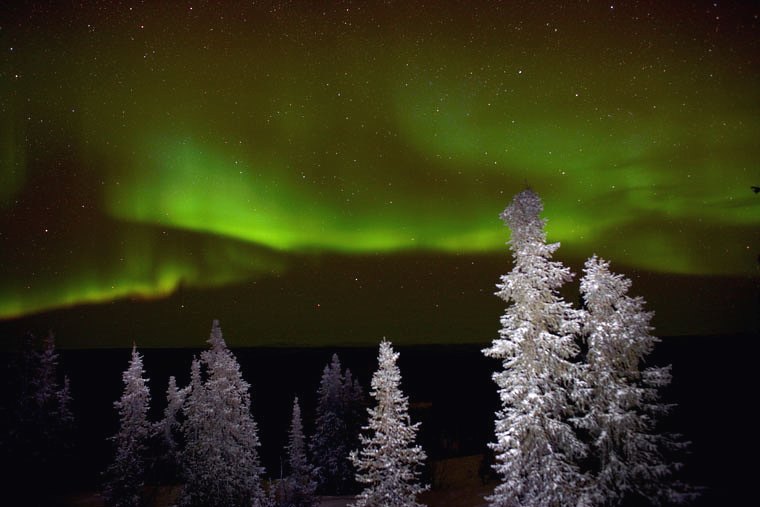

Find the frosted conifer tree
[[153, 375, 184, 483], [104, 345, 152, 507], [3, 332, 75, 502], [162, 376, 183, 448], [579, 256, 689, 506], [349, 339, 427, 507], [342, 367, 366, 461], [482, 189, 587, 507], [36, 333, 72, 421], [180, 358, 207, 498], [35, 333, 75, 456], [180, 320, 267, 507], [278, 396, 317, 507], [310, 353, 364, 494], [20, 333, 75, 451], [57, 374, 74, 431]]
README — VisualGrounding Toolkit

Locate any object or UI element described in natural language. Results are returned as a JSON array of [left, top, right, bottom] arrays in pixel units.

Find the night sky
[[1, 1, 758, 347]]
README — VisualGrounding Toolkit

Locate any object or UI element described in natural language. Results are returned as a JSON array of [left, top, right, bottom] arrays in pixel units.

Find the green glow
[[394, 50, 760, 248], [105, 136, 504, 253], [1, 1, 758, 321], [0, 224, 284, 319]]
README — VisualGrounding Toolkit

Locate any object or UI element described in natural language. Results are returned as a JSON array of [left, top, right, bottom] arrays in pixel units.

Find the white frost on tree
[[180, 320, 267, 507], [310, 353, 365, 494], [162, 376, 183, 448], [36, 333, 74, 429], [3, 332, 75, 502], [349, 339, 428, 507], [17, 332, 75, 454], [56, 374, 74, 433], [579, 255, 690, 506], [278, 396, 317, 507], [342, 367, 366, 460], [482, 189, 588, 507], [180, 358, 206, 499], [104, 345, 152, 507], [153, 375, 185, 483]]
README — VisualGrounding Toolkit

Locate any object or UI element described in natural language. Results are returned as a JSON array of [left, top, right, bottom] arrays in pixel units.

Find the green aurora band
[[1, 1, 758, 320]]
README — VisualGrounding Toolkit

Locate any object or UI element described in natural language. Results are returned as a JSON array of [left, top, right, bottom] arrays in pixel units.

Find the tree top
[[500, 188, 543, 229], [208, 319, 227, 350]]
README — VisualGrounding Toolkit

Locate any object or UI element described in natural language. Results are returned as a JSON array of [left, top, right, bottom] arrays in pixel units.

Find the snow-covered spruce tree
[[310, 354, 347, 493], [349, 339, 428, 507], [278, 396, 317, 507], [579, 255, 689, 506], [152, 375, 185, 484], [2, 332, 75, 502], [180, 320, 267, 507], [57, 373, 74, 431], [179, 358, 207, 500], [310, 353, 365, 494], [342, 367, 366, 464], [36, 332, 74, 430], [34, 332, 75, 464], [482, 189, 588, 507], [104, 345, 152, 507]]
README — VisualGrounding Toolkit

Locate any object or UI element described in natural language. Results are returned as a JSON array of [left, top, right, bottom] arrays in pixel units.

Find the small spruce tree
[[342, 367, 366, 462], [349, 339, 427, 507], [310, 353, 364, 494], [482, 189, 587, 507], [2, 332, 75, 502], [179, 358, 207, 501], [278, 396, 317, 507], [152, 375, 184, 484], [104, 345, 152, 507], [34, 332, 75, 466]]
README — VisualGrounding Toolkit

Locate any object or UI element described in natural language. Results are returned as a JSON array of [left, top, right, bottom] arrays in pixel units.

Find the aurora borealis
[[1, 1, 758, 346]]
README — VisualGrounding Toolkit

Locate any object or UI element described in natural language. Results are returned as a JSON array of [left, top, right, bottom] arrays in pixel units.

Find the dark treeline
[[54, 343, 498, 489], [0, 334, 755, 505]]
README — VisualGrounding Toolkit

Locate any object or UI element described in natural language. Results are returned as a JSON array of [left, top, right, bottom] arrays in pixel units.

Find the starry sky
[[1, 1, 758, 347]]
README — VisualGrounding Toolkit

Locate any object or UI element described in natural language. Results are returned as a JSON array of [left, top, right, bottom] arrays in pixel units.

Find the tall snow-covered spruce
[[153, 375, 184, 484], [104, 345, 152, 507], [5, 332, 75, 497], [278, 396, 317, 507], [579, 255, 689, 505], [310, 353, 365, 494], [483, 189, 587, 507], [349, 339, 427, 507], [180, 320, 267, 507]]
